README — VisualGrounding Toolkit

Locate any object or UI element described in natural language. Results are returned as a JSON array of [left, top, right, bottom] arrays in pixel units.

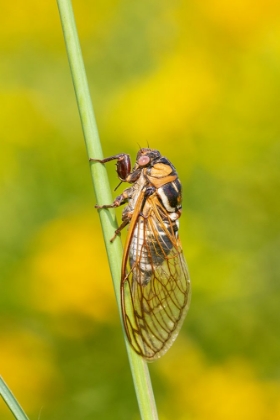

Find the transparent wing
[[121, 196, 191, 361]]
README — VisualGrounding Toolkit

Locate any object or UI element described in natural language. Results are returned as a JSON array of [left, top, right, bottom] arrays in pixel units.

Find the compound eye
[[138, 155, 150, 166]]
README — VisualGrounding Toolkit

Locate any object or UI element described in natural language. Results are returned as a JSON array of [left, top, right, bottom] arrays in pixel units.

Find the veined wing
[[121, 192, 191, 361]]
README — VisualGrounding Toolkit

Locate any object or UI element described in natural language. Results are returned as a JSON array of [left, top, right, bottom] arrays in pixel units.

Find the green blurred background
[[1, 1, 280, 419]]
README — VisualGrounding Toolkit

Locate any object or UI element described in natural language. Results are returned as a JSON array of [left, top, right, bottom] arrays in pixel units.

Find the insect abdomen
[[157, 178, 182, 213], [129, 216, 179, 285]]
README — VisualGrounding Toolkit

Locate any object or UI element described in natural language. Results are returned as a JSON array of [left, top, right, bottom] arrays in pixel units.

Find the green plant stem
[[0, 377, 29, 420], [56, 1, 159, 419]]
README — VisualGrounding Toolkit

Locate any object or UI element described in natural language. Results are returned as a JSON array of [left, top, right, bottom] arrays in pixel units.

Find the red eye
[[138, 155, 150, 166]]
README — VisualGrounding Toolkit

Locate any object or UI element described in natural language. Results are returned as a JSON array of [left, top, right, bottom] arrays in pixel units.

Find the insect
[[90, 148, 191, 361]]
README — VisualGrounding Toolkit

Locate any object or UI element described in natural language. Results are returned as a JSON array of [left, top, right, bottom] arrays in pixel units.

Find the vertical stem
[[56, 1, 159, 419]]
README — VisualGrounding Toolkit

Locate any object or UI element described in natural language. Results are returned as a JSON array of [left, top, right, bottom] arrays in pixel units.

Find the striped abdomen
[[129, 207, 179, 285]]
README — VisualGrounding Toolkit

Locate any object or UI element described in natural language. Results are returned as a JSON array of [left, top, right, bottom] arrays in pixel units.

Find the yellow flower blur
[[29, 213, 117, 330]]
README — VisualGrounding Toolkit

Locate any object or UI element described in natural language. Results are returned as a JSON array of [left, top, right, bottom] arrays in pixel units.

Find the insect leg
[[109, 219, 130, 242], [95, 187, 132, 209], [89, 154, 127, 164], [90, 154, 131, 182], [95, 187, 134, 241]]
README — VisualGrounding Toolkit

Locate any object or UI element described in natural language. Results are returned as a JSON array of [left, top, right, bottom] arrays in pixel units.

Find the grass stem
[[56, 1, 159, 418], [0, 377, 29, 420]]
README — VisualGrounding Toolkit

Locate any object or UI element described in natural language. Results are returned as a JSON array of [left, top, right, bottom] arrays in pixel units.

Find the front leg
[[90, 153, 131, 182]]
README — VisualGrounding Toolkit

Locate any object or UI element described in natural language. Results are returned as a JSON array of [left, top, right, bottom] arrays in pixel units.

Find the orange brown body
[[91, 148, 191, 360]]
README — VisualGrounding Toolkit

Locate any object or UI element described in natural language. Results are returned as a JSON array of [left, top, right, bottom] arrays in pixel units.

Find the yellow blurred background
[[1, 1, 280, 419]]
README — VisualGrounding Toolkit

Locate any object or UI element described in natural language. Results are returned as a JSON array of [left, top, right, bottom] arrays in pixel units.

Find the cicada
[[90, 148, 191, 361]]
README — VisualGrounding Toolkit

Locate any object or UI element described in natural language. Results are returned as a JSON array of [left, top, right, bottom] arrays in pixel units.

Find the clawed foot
[[110, 231, 121, 243]]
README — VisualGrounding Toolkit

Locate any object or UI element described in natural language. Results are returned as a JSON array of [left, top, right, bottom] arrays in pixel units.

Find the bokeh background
[[1, 1, 280, 419]]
